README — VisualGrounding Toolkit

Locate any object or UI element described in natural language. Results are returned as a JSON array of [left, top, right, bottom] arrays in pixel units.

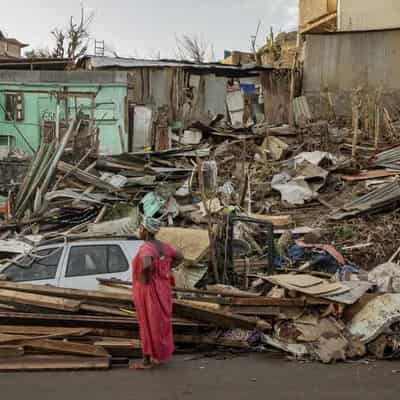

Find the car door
[[58, 243, 131, 290], [1, 246, 65, 286]]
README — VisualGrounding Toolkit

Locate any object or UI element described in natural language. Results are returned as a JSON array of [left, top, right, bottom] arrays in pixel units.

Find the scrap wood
[[230, 306, 282, 316], [320, 281, 373, 305], [0, 288, 82, 312], [80, 303, 134, 317], [174, 335, 249, 349], [173, 300, 271, 331], [222, 296, 329, 307], [172, 286, 259, 298], [0, 356, 110, 372], [0, 328, 92, 345], [265, 274, 350, 297], [341, 170, 400, 182], [248, 213, 292, 227], [93, 338, 141, 350], [157, 227, 210, 262], [22, 339, 109, 358], [0, 346, 24, 358], [0, 281, 132, 304], [0, 311, 207, 331], [57, 161, 119, 192], [0, 326, 93, 337]]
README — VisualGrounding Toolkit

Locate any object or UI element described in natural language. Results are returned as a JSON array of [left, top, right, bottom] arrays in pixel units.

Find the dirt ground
[[1, 353, 400, 400]]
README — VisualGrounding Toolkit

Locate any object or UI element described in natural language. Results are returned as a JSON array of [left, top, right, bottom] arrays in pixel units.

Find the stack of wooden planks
[[0, 280, 277, 372], [0, 275, 368, 371]]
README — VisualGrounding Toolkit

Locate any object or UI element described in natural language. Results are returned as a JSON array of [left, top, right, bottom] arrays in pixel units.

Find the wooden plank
[[300, 12, 337, 34], [174, 335, 249, 349], [300, 282, 346, 296], [223, 296, 329, 306], [0, 325, 136, 339], [0, 281, 132, 304], [229, 306, 282, 316], [282, 275, 324, 288], [22, 339, 109, 357], [94, 335, 250, 349], [80, 304, 133, 317], [0, 356, 110, 371], [93, 338, 141, 350], [266, 274, 349, 296], [57, 160, 118, 192], [248, 214, 292, 227], [341, 170, 400, 182], [0, 328, 92, 345], [0, 288, 81, 312], [174, 300, 271, 331], [0, 326, 93, 337], [173, 286, 259, 298], [0, 311, 206, 330], [0, 346, 24, 358]]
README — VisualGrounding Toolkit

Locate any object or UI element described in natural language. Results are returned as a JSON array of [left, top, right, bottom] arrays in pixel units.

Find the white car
[[0, 237, 143, 290]]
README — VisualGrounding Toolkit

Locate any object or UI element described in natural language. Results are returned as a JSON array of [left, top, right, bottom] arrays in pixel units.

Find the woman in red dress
[[131, 217, 183, 370]]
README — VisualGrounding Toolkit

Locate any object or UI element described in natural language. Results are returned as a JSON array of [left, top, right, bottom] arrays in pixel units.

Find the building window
[[5, 92, 24, 121]]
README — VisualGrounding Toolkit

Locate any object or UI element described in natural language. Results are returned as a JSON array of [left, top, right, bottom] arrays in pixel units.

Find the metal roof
[[82, 55, 273, 72]]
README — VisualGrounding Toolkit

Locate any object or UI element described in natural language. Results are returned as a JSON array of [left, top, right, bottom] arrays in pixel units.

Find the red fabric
[[132, 241, 176, 362], [295, 240, 346, 265]]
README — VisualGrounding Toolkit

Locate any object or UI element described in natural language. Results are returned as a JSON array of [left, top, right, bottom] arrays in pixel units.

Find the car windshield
[[3, 247, 62, 282]]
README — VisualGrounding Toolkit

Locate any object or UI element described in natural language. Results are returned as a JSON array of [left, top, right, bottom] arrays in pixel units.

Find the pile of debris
[[1, 274, 400, 371], [3, 100, 400, 371]]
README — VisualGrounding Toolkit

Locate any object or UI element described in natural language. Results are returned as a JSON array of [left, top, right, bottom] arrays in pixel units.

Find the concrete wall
[[303, 30, 400, 117], [0, 70, 128, 155], [338, 0, 400, 31]]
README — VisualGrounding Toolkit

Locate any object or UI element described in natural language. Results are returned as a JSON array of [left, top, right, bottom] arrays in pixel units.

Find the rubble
[[2, 74, 400, 372]]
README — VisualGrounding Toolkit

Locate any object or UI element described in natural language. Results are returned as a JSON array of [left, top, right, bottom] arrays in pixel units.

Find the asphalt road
[[1, 353, 400, 400]]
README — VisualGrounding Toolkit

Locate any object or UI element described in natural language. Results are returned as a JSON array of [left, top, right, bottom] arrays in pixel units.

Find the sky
[[0, 0, 298, 60]]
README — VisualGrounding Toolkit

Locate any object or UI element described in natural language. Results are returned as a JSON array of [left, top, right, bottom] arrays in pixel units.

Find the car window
[[108, 245, 129, 273], [66, 245, 129, 277], [4, 248, 62, 282]]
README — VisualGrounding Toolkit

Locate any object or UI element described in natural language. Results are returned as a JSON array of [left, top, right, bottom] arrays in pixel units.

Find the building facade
[[0, 70, 127, 155], [0, 31, 28, 58]]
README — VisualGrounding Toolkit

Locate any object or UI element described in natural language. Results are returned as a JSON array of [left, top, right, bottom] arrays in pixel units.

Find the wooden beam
[[0, 288, 81, 312], [0, 346, 24, 358], [0, 356, 110, 371], [80, 304, 134, 317], [224, 296, 328, 306], [174, 335, 249, 349], [0, 326, 93, 337], [0, 328, 92, 345], [0, 281, 132, 304], [0, 311, 207, 331], [173, 300, 271, 331], [57, 160, 118, 192], [301, 12, 337, 34], [248, 214, 292, 227], [22, 339, 109, 358]]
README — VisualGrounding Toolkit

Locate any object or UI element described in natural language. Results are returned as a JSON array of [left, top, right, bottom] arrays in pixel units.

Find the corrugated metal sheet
[[293, 96, 313, 125]]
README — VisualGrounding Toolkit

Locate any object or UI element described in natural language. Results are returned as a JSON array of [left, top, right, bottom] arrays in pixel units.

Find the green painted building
[[0, 70, 128, 156]]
